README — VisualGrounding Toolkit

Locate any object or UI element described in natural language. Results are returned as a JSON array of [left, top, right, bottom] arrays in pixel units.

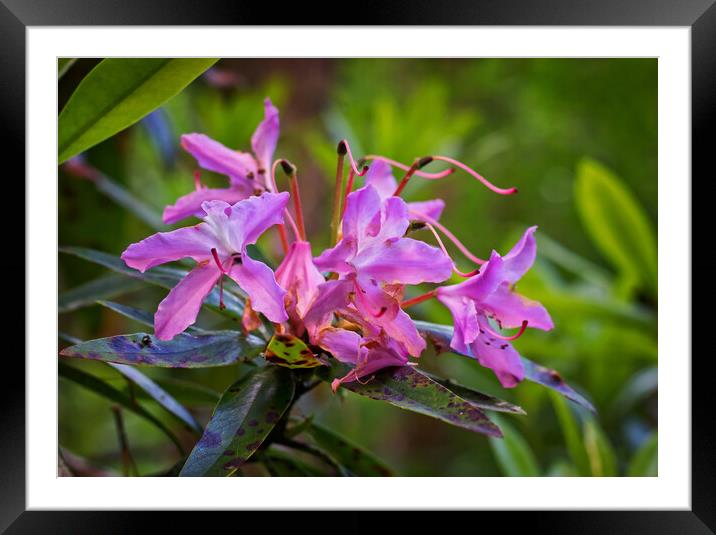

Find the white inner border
[[28, 27, 690, 510]]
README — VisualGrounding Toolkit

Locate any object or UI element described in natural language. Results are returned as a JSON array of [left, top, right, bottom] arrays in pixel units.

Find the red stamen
[[392, 158, 422, 197], [363, 155, 454, 179], [210, 248, 227, 310], [483, 320, 529, 341], [210, 248, 226, 273], [194, 170, 203, 191], [341, 168, 356, 218], [401, 290, 437, 309], [421, 221, 481, 277], [431, 155, 518, 195], [268, 159, 292, 253], [282, 161, 307, 242]]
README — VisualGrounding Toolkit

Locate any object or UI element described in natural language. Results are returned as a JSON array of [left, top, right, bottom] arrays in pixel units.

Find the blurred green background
[[59, 58, 657, 477]]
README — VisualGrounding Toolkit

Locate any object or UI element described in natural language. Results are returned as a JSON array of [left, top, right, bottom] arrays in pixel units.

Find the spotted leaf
[[264, 334, 324, 369]]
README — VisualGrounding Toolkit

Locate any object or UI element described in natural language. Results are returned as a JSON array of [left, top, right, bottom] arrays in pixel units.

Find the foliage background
[[58, 58, 657, 477]]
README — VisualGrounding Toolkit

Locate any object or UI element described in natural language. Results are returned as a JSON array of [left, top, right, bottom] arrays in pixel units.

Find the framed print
[[2, 0, 710, 531]]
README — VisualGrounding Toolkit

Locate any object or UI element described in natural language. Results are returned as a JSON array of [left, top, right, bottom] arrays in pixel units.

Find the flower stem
[[401, 289, 438, 309], [393, 157, 434, 196], [331, 141, 346, 244], [341, 168, 356, 218]]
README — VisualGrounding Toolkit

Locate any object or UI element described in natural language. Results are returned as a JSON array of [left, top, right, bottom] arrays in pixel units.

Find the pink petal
[[302, 279, 353, 340], [407, 199, 446, 222], [250, 98, 280, 172], [313, 238, 355, 276], [437, 250, 505, 302], [364, 159, 398, 198], [317, 327, 363, 364], [154, 263, 222, 340], [501, 226, 538, 284], [180, 133, 258, 190], [275, 240, 325, 318], [469, 316, 525, 388], [332, 344, 408, 391], [162, 187, 251, 225], [374, 196, 410, 241], [435, 293, 480, 354], [342, 185, 383, 247], [121, 225, 215, 272], [353, 237, 452, 285], [227, 253, 287, 323], [482, 283, 554, 331]]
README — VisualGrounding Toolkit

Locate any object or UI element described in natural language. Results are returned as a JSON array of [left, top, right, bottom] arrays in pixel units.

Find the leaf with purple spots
[[415, 320, 596, 413], [319, 360, 502, 438], [59, 331, 265, 368], [264, 333, 324, 369], [306, 423, 395, 476], [179, 366, 295, 476], [419, 371, 526, 415]]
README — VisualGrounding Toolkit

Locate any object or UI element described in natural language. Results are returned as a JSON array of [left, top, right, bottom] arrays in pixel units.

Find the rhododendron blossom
[[121, 97, 554, 391]]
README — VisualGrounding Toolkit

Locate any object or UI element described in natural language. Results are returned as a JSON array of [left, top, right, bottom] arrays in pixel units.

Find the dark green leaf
[[420, 371, 525, 415], [261, 450, 327, 477], [58, 58, 77, 79], [59, 247, 245, 320], [179, 367, 295, 476], [58, 58, 218, 163], [306, 423, 394, 476], [627, 431, 658, 477], [575, 159, 657, 295], [319, 360, 502, 438], [92, 172, 165, 231], [416, 320, 596, 413], [58, 360, 183, 453], [110, 363, 201, 434], [488, 416, 540, 476], [60, 331, 265, 368], [97, 300, 206, 334], [59, 274, 143, 313], [132, 377, 220, 406]]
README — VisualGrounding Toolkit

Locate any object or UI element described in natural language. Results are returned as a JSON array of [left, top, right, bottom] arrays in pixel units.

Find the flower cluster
[[122, 98, 553, 391]]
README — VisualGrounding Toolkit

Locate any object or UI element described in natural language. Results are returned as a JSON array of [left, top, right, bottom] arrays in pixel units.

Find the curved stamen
[[363, 155, 454, 179], [210, 248, 228, 310], [412, 211, 486, 266], [431, 155, 518, 195], [421, 221, 481, 277], [210, 247, 227, 273], [338, 139, 369, 177], [268, 159, 291, 252], [279, 160, 307, 241], [482, 320, 528, 341], [194, 170, 203, 191], [401, 290, 437, 309]]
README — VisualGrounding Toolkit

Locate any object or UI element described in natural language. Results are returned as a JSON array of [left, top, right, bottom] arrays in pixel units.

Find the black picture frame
[[2, 0, 708, 532]]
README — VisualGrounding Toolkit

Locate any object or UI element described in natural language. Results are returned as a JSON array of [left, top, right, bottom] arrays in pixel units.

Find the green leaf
[[179, 367, 295, 476], [319, 361, 502, 438], [97, 300, 206, 334], [60, 331, 265, 368], [110, 363, 202, 434], [261, 450, 327, 477], [59, 247, 245, 321], [488, 416, 540, 476], [58, 58, 77, 79], [91, 171, 165, 231], [132, 377, 220, 407], [583, 419, 617, 476], [574, 158, 657, 295], [58, 360, 183, 453], [58, 58, 218, 163], [419, 371, 525, 415], [550, 391, 590, 476], [416, 320, 596, 413], [627, 432, 658, 477], [305, 423, 395, 476], [264, 334, 325, 368], [59, 274, 143, 313]]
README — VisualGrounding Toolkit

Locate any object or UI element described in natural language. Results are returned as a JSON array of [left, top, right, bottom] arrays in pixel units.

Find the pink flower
[[313, 184, 453, 357], [122, 192, 289, 340], [275, 240, 325, 325], [162, 98, 280, 224], [436, 227, 554, 387], [364, 159, 445, 222]]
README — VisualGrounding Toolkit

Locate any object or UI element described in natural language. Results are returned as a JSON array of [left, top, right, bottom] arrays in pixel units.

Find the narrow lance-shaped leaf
[[59, 246, 245, 320], [550, 391, 591, 476], [97, 300, 206, 334], [488, 415, 540, 477], [58, 58, 218, 163], [318, 360, 502, 438], [180, 366, 295, 477], [306, 422, 395, 477], [415, 320, 596, 413], [58, 360, 184, 454], [583, 419, 617, 477], [60, 332, 202, 434], [60, 331, 265, 368], [419, 370, 525, 415], [93, 171, 164, 231], [59, 274, 143, 313], [627, 431, 658, 477]]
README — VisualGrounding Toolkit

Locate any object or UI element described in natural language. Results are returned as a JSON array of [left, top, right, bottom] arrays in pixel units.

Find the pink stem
[[401, 290, 438, 309], [431, 155, 518, 195], [412, 211, 486, 265], [339, 140, 369, 176], [194, 170, 203, 191], [422, 222, 481, 277], [363, 155, 454, 179], [482, 320, 528, 341]]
